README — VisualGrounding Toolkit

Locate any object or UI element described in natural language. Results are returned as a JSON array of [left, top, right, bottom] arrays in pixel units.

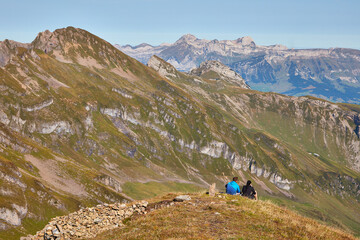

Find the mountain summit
[[175, 34, 198, 44], [236, 36, 256, 47]]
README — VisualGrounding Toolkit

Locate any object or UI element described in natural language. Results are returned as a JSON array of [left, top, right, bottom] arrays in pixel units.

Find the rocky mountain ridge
[[189, 60, 250, 89], [0, 27, 359, 238], [116, 34, 360, 104]]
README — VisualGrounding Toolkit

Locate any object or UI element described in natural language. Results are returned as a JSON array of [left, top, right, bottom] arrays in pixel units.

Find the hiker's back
[[226, 179, 240, 195], [242, 185, 255, 197], [226, 184, 236, 195], [242, 180, 257, 200]]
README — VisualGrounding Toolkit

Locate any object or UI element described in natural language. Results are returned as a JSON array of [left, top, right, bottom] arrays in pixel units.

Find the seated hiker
[[226, 177, 241, 195], [242, 180, 258, 200]]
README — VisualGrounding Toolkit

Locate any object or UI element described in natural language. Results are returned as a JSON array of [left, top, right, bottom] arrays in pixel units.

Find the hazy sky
[[1, 0, 359, 49]]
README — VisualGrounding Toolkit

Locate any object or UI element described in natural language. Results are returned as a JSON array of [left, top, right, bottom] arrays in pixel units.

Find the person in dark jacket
[[242, 180, 258, 200]]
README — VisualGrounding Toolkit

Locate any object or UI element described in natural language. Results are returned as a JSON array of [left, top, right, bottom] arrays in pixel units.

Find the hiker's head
[[246, 180, 252, 186], [233, 177, 238, 182]]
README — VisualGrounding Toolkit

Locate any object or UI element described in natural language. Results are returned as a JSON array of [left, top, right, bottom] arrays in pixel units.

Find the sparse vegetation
[[94, 193, 356, 240]]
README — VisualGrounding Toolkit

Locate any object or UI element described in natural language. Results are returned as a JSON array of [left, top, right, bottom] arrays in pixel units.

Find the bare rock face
[[147, 55, 179, 79], [190, 60, 251, 89], [95, 175, 122, 193], [354, 115, 360, 139], [0, 40, 30, 67], [31, 30, 61, 53], [236, 36, 256, 48], [0, 41, 12, 67], [0, 208, 22, 226]]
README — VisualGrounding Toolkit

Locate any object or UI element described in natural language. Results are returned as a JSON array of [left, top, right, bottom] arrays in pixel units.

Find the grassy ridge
[[94, 193, 356, 240]]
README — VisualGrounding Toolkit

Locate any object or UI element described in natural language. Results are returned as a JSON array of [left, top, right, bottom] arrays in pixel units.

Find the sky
[[1, 0, 359, 49]]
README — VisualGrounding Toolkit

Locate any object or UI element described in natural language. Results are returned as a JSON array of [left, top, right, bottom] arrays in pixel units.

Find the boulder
[[174, 195, 191, 202]]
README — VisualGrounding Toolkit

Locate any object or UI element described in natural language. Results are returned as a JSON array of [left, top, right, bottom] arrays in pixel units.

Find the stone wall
[[24, 201, 148, 240]]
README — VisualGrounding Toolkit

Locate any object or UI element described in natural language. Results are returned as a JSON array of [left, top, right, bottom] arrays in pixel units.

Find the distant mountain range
[[116, 35, 360, 104]]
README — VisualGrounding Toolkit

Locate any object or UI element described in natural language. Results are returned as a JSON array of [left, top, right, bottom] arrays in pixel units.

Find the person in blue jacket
[[226, 177, 241, 195]]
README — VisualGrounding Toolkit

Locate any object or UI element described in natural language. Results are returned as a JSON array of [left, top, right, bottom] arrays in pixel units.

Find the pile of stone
[[24, 201, 148, 240]]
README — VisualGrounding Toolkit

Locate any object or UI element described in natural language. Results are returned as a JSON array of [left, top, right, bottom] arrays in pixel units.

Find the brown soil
[[25, 155, 87, 197]]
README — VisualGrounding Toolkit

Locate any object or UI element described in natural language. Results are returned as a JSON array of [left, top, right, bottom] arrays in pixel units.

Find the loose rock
[[174, 195, 191, 202], [27, 201, 148, 239]]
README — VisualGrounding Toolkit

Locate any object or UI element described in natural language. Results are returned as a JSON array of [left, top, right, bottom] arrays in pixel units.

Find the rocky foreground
[[21, 201, 147, 240], [21, 195, 191, 240]]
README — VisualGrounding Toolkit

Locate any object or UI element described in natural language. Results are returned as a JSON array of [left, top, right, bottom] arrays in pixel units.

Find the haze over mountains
[[116, 34, 360, 104], [0, 27, 360, 238]]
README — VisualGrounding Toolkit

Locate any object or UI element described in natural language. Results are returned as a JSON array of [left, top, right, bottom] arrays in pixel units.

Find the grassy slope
[[160, 65, 360, 236], [94, 193, 356, 240]]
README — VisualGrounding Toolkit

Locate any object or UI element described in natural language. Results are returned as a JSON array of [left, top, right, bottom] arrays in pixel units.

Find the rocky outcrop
[[0, 41, 12, 67], [200, 140, 228, 158], [0, 171, 27, 190], [100, 107, 140, 125], [28, 121, 73, 134], [0, 129, 31, 153], [0, 40, 30, 67], [112, 88, 133, 99], [0, 208, 22, 226], [354, 115, 360, 139], [147, 55, 179, 79], [31, 30, 61, 53], [95, 175, 122, 193], [23, 99, 53, 112], [190, 60, 250, 89], [0, 109, 10, 125]]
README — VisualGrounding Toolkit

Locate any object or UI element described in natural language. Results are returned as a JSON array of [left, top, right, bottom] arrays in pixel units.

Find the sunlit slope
[[95, 193, 356, 240]]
